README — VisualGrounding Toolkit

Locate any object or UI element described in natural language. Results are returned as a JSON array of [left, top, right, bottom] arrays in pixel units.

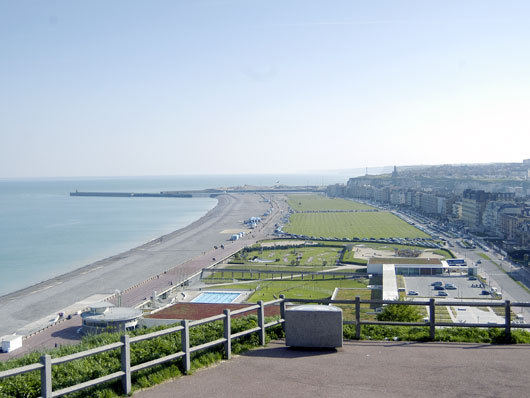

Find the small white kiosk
[[1, 335, 23, 353]]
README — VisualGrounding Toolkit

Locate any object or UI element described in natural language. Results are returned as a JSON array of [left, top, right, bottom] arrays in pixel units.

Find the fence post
[[504, 300, 511, 343], [355, 296, 361, 340], [40, 354, 52, 398], [181, 320, 190, 373], [279, 295, 286, 331], [429, 299, 436, 340], [120, 334, 131, 395], [258, 300, 266, 345], [223, 309, 231, 360]]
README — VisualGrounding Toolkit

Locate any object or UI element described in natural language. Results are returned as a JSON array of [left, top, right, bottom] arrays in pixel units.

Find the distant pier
[[70, 187, 322, 198], [70, 191, 216, 198]]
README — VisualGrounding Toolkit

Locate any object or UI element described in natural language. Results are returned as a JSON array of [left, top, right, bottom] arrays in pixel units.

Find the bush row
[[0, 316, 284, 398]]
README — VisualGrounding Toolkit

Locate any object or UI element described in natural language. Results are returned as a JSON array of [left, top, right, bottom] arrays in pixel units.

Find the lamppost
[[115, 289, 122, 307]]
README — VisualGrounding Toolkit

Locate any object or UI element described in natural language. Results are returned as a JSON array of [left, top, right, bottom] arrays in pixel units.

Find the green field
[[334, 288, 381, 321], [284, 211, 430, 239], [233, 246, 343, 266], [341, 243, 453, 264], [287, 194, 374, 212], [209, 278, 367, 302]]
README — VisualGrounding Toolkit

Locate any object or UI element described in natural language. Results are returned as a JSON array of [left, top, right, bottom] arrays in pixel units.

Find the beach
[[0, 193, 272, 337]]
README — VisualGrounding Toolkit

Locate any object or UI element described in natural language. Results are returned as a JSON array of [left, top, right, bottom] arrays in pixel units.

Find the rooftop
[[81, 307, 142, 322], [368, 257, 442, 265]]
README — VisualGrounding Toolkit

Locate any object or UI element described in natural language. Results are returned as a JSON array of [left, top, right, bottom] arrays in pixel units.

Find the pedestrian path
[[134, 340, 530, 398]]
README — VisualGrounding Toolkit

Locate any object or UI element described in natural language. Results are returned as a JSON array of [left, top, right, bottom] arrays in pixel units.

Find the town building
[[367, 257, 475, 276]]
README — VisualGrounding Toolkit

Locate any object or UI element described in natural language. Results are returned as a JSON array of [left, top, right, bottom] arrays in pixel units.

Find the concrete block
[[285, 305, 343, 348]]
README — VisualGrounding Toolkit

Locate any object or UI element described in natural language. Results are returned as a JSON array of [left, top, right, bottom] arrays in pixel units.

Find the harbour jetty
[[70, 187, 322, 198], [70, 189, 222, 198]]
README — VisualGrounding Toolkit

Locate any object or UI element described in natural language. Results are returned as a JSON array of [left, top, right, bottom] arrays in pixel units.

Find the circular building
[[81, 302, 142, 334]]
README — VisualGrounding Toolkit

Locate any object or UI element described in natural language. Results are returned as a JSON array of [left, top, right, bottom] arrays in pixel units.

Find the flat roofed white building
[[1, 335, 22, 353], [382, 264, 399, 300], [368, 257, 475, 276], [368, 257, 443, 276]]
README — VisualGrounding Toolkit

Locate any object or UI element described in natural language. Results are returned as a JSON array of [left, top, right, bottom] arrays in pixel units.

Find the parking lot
[[403, 275, 495, 299]]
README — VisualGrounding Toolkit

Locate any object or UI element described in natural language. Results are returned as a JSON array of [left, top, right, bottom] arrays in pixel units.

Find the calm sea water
[[0, 174, 353, 296]]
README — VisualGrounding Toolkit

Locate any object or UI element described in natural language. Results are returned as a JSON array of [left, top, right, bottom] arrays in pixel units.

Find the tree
[[376, 303, 422, 323]]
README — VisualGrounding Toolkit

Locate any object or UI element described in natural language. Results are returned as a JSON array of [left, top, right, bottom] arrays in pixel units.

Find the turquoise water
[[192, 292, 241, 304], [0, 174, 350, 297]]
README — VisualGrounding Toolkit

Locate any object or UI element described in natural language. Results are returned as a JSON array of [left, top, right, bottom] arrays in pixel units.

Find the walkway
[[135, 340, 529, 398]]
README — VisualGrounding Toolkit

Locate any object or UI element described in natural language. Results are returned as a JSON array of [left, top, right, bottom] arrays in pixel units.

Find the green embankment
[[231, 246, 343, 266], [210, 278, 368, 302]]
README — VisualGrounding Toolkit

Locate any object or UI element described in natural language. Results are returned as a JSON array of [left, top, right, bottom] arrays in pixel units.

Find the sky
[[1, 0, 529, 178]]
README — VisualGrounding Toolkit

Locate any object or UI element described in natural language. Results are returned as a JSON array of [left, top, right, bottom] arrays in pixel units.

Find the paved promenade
[[135, 340, 530, 398]]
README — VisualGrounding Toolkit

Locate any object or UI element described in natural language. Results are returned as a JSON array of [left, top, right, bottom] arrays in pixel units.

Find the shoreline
[[0, 193, 274, 337], [0, 196, 221, 302]]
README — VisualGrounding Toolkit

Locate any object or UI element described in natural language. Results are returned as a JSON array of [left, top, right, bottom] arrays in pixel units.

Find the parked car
[[481, 290, 491, 295], [434, 285, 445, 290], [437, 291, 448, 296], [445, 283, 457, 290], [431, 281, 443, 287], [468, 276, 477, 281], [408, 290, 419, 296]]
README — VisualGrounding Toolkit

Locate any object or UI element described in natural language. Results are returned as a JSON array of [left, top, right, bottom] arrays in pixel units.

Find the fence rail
[[1, 296, 529, 397], [285, 297, 530, 340], [202, 267, 364, 280]]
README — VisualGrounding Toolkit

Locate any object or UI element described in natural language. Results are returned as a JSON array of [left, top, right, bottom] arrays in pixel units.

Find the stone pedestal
[[285, 305, 343, 348]]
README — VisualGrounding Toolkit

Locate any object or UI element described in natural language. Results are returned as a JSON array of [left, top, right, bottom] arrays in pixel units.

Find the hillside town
[[327, 160, 530, 264]]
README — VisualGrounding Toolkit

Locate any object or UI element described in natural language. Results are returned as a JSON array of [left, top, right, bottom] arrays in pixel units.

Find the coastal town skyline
[[2, 1, 530, 178]]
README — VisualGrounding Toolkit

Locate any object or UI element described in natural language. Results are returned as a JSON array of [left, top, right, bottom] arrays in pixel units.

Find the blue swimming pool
[[191, 292, 241, 304]]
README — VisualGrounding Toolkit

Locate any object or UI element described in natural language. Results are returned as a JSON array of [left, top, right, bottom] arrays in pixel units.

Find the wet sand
[[0, 193, 271, 336]]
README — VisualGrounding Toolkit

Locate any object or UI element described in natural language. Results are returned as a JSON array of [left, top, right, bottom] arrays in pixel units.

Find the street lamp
[[115, 289, 122, 307]]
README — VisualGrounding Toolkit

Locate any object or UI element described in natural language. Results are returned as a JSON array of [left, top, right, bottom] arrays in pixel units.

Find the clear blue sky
[[1, 0, 529, 178]]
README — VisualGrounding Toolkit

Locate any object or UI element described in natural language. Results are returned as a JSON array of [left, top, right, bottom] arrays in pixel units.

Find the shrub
[[376, 303, 422, 323], [0, 316, 285, 398]]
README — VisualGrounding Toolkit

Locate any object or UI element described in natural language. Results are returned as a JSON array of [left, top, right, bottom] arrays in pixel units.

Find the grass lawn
[[334, 287, 382, 321], [341, 250, 368, 264], [236, 246, 343, 266], [287, 194, 374, 212], [208, 278, 367, 302], [341, 242, 453, 264], [284, 211, 430, 239]]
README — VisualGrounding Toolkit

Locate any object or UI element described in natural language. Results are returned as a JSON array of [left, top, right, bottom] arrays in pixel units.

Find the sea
[[0, 173, 362, 297]]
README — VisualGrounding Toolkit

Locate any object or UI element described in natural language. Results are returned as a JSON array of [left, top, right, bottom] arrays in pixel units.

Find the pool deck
[[134, 340, 530, 398]]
